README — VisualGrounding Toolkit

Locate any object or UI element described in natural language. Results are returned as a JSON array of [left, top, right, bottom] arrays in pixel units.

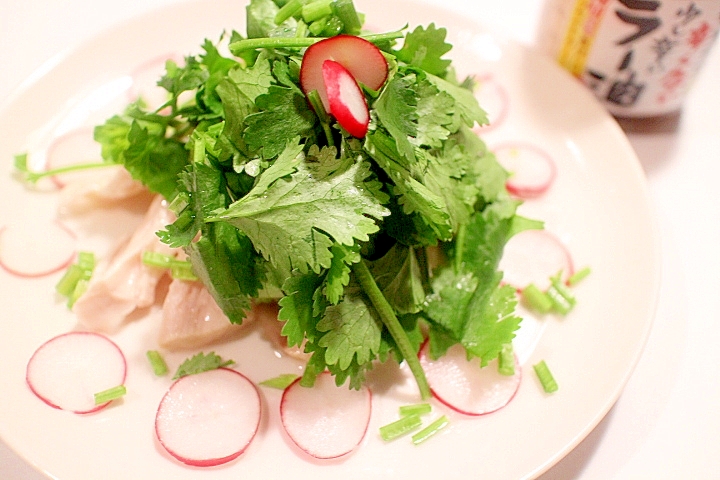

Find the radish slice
[[499, 229, 574, 291], [280, 372, 372, 459], [155, 368, 262, 467], [472, 74, 509, 133], [419, 343, 521, 416], [0, 220, 76, 278], [26, 332, 127, 414], [494, 143, 557, 198], [45, 127, 102, 188], [322, 60, 370, 138], [300, 35, 388, 112]]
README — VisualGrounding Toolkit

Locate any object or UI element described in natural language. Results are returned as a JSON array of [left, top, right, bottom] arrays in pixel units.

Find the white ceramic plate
[[0, 0, 659, 478]]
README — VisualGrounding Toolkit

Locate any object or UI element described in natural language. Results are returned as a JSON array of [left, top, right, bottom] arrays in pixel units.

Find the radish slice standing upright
[[322, 60, 370, 138], [155, 368, 262, 467], [419, 343, 521, 416], [26, 331, 127, 414], [280, 371, 372, 459]]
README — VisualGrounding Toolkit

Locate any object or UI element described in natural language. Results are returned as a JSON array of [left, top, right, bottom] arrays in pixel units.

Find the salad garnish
[[17, 0, 542, 401]]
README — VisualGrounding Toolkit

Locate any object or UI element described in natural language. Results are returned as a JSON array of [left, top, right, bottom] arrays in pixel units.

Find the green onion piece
[[318, 15, 344, 37], [568, 266, 591, 286], [521, 283, 553, 313], [308, 17, 329, 36], [399, 402, 432, 417], [142, 251, 174, 268], [275, 0, 304, 24], [332, 0, 362, 34], [94, 385, 127, 405], [68, 279, 89, 308], [167, 192, 189, 216], [146, 350, 169, 376], [379, 414, 423, 441], [260, 373, 299, 389], [55, 264, 84, 297], [547, 273, 577, 314], [498, 343, 515, 376], [302, 0, 333, 22], [411, 415, 449, 445], [295, 19, 309, 38], [76, 251, 95, 274], [170, 262, 198, 281], [533, 360, 559, 393]]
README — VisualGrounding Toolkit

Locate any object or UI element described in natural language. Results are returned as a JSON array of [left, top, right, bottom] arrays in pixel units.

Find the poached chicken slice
[[73, 195, 177, 333], [158, 278, 252, 350], [58, 165, 152, 215]]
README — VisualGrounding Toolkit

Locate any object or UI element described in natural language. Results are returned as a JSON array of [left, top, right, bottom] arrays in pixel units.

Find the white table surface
[[1, 0, 718, 478]]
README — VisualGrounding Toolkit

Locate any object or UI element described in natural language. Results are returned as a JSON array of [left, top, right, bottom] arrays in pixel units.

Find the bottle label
[[556, 0, 720, 116]]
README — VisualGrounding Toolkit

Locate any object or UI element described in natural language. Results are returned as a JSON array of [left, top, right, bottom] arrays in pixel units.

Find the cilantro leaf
[[316, 289, 383, 371], [395, 24, 452, 77], [211, 141, 390, 274], [173, 351, 235, 379], [243, 86, 318, 159], [424, 204, 524, 366], [95, 118, 188, 199], [325, 244, 361, 305]]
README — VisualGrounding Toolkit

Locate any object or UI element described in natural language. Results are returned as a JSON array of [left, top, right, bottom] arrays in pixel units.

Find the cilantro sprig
[[36, 0, 539, 399]]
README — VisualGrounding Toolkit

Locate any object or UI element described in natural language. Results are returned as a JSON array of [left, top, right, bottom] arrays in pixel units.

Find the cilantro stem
[[229, 30, 404, 54], [351, 259, 431, 400], [17, 161, 115, 184]]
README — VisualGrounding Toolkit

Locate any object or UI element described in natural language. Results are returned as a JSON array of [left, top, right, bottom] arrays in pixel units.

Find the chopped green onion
[[55, 264, 85, 297], [146, 350, 169, 376], [498, 343, 515, 376], [56, 252, 96, 307], [521, 283, 553, 314], [142, 251, 175, 268], [398, 402, 432, 417], [76, 251, 95, 273], [568, 266, 591, 286], [295, 19, 309, 38], [533, 360, 558, 393], [547, 273, 576, 314], [142, 252, 198, 281], [260, 373, 299, 389], [275, 0, 304, 24], [379, 414, 423, 441], [94, 385, 127, 405], [302, 0, 333, 22], [170, 262, 198, 281], [332, 0, 362, 34], [68, 279, 89, 308], [411, 415, 449, 445]]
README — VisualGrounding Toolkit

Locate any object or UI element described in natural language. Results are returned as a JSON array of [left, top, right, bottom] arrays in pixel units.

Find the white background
[[1, 0, 718, 478]]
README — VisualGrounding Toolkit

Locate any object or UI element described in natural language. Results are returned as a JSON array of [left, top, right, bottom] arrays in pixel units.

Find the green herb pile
[[81, 0, 539, 399]]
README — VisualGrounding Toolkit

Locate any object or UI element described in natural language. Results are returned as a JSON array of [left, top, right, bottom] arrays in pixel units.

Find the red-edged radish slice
[[26, 332, 127, 414], [322, 60, 370, 138], [300, 35, 388, 112], [472, 73, 509, 133], [280, 371, 372, 459], [499, 229, 574, 291], [45, 127, 102, 188], [419, 343, 521, 416], [155, 368, 261, 467], [494, 143, 557, 198], [0, 220, 76, 278]]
